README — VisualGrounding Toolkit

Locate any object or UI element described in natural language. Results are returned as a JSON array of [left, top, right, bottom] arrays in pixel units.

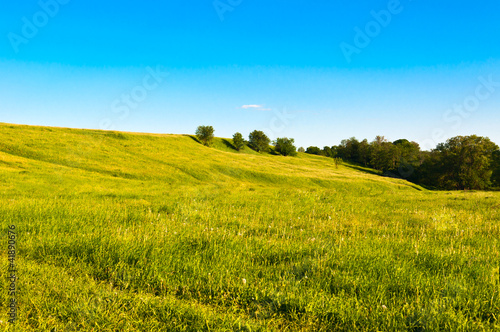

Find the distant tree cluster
[[418, 136, 498, 190], [196, 125, 499, 190], [305, 135, 500, 190], [195, 126, 297, 157]]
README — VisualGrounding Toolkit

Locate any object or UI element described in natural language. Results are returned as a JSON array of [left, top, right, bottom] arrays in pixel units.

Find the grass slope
[[0, 123, 499, 331]]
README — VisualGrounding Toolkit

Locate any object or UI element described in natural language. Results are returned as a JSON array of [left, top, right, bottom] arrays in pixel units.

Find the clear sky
[[1, 0, 499, 149]]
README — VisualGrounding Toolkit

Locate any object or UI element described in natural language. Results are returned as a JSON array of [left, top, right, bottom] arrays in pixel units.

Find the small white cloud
[[241, 105, 272, 111], [241, 105, 263, 109]]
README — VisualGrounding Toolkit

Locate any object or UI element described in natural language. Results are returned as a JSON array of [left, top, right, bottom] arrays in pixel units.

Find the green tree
[[323, 146, 334, 158], [369, 136, 398, 172], [418, 150, 447, 189], [334, 157, 343, 169], [297, 147, 305, 153], [232, 132, 245, 151], [195, 125, 214, 146], [305, 146, 322, 155], [337, 137, 360, 161], [273, 137, 297, 156], [492, 150, 500, 188], [358, 139, 371, 166], [434, 135, 498, 190], [393, 139, 422, 179], [248, 130, 270, 152]]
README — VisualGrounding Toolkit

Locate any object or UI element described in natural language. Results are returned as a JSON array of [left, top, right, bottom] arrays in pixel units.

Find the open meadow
[[1, 123, 499, 331]]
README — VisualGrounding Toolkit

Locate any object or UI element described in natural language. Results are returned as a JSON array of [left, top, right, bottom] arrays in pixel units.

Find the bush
[[248, 130, 270, 153], [232, 132, 245, 151], [195, 126, 214, 147], [273, 137, 297, 156], [334, 157, 342, 169], [305, 146, 323, 155], [298, 147, 305, 153]]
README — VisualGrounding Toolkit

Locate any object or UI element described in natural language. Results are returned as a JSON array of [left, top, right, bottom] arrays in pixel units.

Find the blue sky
[[1, 0, 499, 149]]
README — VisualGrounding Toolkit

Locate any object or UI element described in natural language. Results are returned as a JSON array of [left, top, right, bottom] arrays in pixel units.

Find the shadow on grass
[[344, 163, 426, 191], [343, 164, 381, 176], [222, 139, 236, 150], [186, 135, 202, 145], [245, 145, 279, 155], [268, 148, 279, 156]]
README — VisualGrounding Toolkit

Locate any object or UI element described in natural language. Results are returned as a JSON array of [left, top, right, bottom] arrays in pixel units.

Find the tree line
[[196, 126, 500, 190], [304, 135, 500, 190], [195, 125, 297, 156]]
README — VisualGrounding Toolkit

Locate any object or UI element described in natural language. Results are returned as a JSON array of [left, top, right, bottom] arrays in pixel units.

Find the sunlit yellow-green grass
[[0, 123, 499, 331]]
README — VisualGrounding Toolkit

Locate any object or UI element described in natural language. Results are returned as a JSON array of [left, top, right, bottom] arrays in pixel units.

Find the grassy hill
[[0, 123, 499, 331], [0, 123, 423, 194]]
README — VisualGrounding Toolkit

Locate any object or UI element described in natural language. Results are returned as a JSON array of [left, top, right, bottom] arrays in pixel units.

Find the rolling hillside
[[0, 122, 424, 196], [0, 123, 499, 331]]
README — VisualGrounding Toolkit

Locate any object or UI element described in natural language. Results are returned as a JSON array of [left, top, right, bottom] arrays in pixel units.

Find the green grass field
[[0, 122, 499, 331]]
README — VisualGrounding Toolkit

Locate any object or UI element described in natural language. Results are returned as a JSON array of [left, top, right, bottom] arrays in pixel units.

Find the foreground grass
[[0, 123, 499, 331]]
